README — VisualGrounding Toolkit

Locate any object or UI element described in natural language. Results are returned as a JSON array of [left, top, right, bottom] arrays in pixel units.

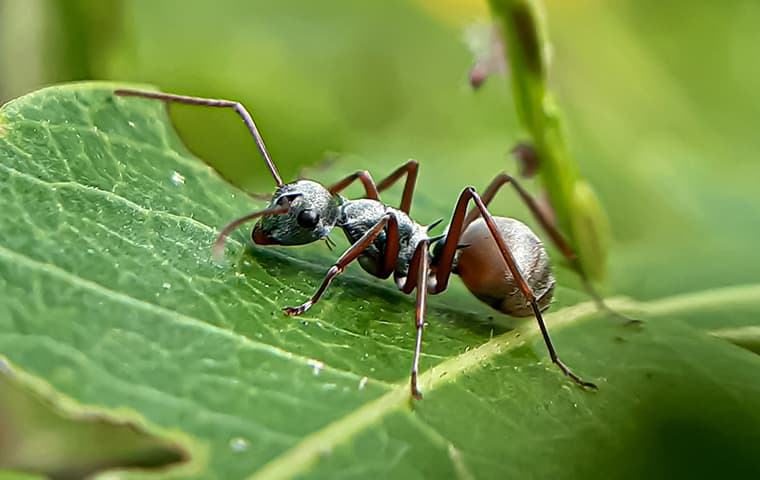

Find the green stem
[[487, 0, 611, 282]]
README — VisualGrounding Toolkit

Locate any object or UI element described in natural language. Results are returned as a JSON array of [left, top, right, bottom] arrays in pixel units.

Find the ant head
[[253, 180, 340, 246]]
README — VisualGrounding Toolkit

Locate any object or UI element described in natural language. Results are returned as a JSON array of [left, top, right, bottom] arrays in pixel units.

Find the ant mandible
[[114, 88, 597, 399]]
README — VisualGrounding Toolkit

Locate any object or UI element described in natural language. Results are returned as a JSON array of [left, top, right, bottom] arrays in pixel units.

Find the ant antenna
[[212, 206, 288, 259], [114, 89, 284, 187]]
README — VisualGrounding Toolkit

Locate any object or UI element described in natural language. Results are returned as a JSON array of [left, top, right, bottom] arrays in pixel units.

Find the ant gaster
[[114, 89, 597, 399]]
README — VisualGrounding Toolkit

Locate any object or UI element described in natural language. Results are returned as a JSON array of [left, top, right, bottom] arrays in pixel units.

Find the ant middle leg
[[465, 173, 640, 325], [432, 187, 597, 389], [393, 240, 431, 400]]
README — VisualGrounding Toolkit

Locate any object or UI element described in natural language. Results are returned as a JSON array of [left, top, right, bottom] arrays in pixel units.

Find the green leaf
[[0, 357, 193, 479], [709, 326, 760, 355], [1, 82, 760, 479]]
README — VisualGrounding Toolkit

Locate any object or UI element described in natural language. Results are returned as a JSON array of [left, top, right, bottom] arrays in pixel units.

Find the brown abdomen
[[456, 217, 555, 317]]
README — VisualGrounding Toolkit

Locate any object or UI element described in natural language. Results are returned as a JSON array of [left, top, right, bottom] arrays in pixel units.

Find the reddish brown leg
[[284, 212, 399, 315], [434, 187, 596, 389], [212, 206, 289, 259], [465, 173, 640, 324], [463, 173, 575, 263], [327, 160, 419, 213], [327, 171, 380, 199], [396, 240, 431, 399], [379, 215, 401, 279], [375, 159, 419, 214], [113, 89, 283, 187]]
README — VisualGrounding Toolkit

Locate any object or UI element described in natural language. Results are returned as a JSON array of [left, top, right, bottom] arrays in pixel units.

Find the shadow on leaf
[[0, 358, 194, 480]]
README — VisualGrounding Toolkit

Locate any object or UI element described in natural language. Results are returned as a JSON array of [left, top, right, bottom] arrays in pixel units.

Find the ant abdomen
[[456, 217, 555, 317]]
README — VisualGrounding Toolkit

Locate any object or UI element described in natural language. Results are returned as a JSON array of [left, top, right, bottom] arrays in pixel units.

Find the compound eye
[[296, 209, 320, 229]]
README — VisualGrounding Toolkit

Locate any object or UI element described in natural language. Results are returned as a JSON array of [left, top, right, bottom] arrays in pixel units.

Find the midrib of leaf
[[249, 282, 760, 480]]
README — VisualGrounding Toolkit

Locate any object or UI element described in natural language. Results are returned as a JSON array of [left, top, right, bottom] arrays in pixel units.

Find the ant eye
[[296, 209, 320, 229]]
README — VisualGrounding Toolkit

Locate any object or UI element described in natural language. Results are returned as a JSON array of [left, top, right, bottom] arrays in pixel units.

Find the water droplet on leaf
[[170, 171, 186, 186], [307, 358, 324, 376], [229, 437, 250, 452]]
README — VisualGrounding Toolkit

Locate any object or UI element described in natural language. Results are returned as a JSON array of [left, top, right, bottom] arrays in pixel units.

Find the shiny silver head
[[253, 180, 340, 245]]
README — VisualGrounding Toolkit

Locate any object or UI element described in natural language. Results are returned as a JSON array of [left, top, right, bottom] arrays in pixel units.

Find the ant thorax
[[338, 199, 429, 278]]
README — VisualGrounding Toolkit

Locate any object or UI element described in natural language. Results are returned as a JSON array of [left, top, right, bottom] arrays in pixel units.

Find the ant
[[114, 88, 598, 399]]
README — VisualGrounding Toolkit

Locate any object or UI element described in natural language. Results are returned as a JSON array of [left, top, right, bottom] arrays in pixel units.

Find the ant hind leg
[[469, 172, 642, 325]]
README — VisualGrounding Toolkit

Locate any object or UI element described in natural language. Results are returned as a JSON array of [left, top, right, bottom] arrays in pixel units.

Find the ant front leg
[[465, 173, 640, 325], [433, 187, 597, 389], [283, 212, 400, 315]]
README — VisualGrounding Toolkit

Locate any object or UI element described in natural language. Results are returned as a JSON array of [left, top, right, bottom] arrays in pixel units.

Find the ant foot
[[284, 301, 312, 316], [624, 317, 644, 327], [410, 372, 423, 400], [577, 378, 598, 390], [556, 358, 598, 390], [593, 299, 643, 327], [606, 308, 643, 327]]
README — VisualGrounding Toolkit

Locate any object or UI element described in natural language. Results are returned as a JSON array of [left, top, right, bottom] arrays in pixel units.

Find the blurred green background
[[2, 0, 760, 478]]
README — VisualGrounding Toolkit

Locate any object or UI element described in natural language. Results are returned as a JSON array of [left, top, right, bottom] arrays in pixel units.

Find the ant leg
[[212, 206, 289, 259], [430, 187, 477, 294], [326, 171, 380, 200], [394, 241, 431, 399], [325, 160, 418, 213], [464, 173, 639, 324], [375, 159, 419, 214], [378, 214, 401, 279], [580, 277, 641, 325], [463, 174, 568, 252], [469, 191, 596, 388], [113, 89, 283, 187], [326, 159, 418, 213], [434, 188, 596, 389], [283, 213, 397, 315]]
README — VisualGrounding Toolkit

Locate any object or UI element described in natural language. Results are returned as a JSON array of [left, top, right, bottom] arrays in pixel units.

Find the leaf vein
[[248, 284, 760, 479], [0, 243, 388, 386]]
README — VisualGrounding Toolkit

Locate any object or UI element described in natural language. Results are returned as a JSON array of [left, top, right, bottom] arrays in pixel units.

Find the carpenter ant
[[114, 88, 598, 399]]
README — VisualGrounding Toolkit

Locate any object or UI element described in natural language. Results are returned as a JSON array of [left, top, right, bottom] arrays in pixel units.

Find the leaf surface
[[0, 357, 192, 479], [1, 83, 759, 479]]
